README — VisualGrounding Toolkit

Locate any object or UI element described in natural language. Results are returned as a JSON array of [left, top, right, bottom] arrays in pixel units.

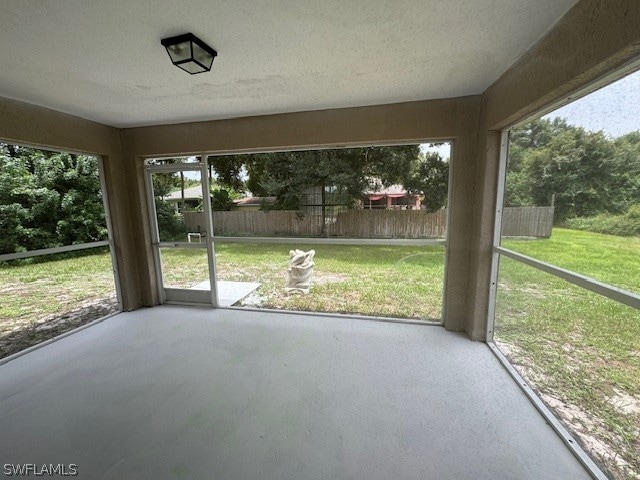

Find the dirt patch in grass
[[313, 272, 349, 285], [497, 339, 640, 480], [609, 390, 640, 416], [0, 250, 120, 359], [540, 393, 638, 478], [0, 297, 118, 359]]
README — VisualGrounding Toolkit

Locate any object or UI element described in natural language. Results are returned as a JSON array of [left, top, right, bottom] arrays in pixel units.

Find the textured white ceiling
[[0, 0, 577, 128]]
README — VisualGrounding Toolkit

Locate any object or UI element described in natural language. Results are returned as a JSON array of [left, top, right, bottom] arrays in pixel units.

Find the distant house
[[165, 185, 204, 212], [167, 190, 278, 213], [362, 185, 422, 210], [231, 196, 276, 211]]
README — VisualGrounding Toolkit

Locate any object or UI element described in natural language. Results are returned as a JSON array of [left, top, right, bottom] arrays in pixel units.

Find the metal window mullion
[[158, 242, 208, 249], [441, 140, 455, 326], [487, 130, 510, 341], [144, 163, 201, 173], [210, 237, 446, 246], [200, 154, 219, 307], [0, 241, 110, 262], [495, 246, 640, 310]]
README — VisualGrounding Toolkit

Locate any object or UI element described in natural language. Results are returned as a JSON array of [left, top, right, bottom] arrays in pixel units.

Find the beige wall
[[0, 97, 142, 311], [2, 0, 640, 338], [120, 96, 480, 320], [121, 98, 457, 157]]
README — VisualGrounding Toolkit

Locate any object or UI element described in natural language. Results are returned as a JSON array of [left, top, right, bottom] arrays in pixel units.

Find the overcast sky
[[421, 69, 640, 156], [543, 68, 640, 138]]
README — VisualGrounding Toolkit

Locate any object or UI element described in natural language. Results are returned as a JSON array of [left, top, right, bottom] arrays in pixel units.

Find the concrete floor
[[0, 306, 591, 480]]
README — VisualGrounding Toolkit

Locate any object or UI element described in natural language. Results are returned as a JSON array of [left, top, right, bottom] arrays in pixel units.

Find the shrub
[[564, 204, 640, 236], [155, 199, 188, 241], [211, 188, 233, 211]]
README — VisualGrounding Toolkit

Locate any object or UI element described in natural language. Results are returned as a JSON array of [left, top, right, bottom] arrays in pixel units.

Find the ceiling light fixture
[[160, 33, 217, 75]]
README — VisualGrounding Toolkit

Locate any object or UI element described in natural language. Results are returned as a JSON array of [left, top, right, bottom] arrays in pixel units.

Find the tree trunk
[[180, 171, 185, 213], [320, 183, 327, 237]]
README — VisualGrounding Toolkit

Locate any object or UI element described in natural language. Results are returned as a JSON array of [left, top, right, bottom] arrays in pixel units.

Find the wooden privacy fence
[[183, 206, 553, 238], [184, 209, 447, 238], [184, 210, 321, 237], [330, 209, 447, 238], [217, 210, 320, 237], [502, 207, 554, 238]]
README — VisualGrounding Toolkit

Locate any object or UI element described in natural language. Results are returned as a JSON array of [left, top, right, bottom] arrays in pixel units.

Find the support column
[[442, 96, 482, 334], [464, 129, 503, 340]]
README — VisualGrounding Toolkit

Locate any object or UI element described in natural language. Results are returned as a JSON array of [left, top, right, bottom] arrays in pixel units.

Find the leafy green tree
[[506, 118, 575, 206], [403, 152, 449, 212], [152, 172, 180, 198], [0, 145, 107, 254], [524, 128, 616, 220], [211, 188, 234, 211], [209, 155, 246, 192], [612, 132, 640, 210], [0, 151, 30, 253], [506, 118, 640, 223], [212, 145, 421, 209]]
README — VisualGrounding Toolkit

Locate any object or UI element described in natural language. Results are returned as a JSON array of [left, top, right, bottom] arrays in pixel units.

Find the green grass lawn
[[0, 250, 117, 322], [162, 243, 446, 320], [498, 229, 640, 480], [503, 228, 640, 293], [0, 249, 118, 357]]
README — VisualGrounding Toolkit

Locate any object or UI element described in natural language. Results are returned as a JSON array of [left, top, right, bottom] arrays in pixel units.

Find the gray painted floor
[[0, 306, 591, 480]]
